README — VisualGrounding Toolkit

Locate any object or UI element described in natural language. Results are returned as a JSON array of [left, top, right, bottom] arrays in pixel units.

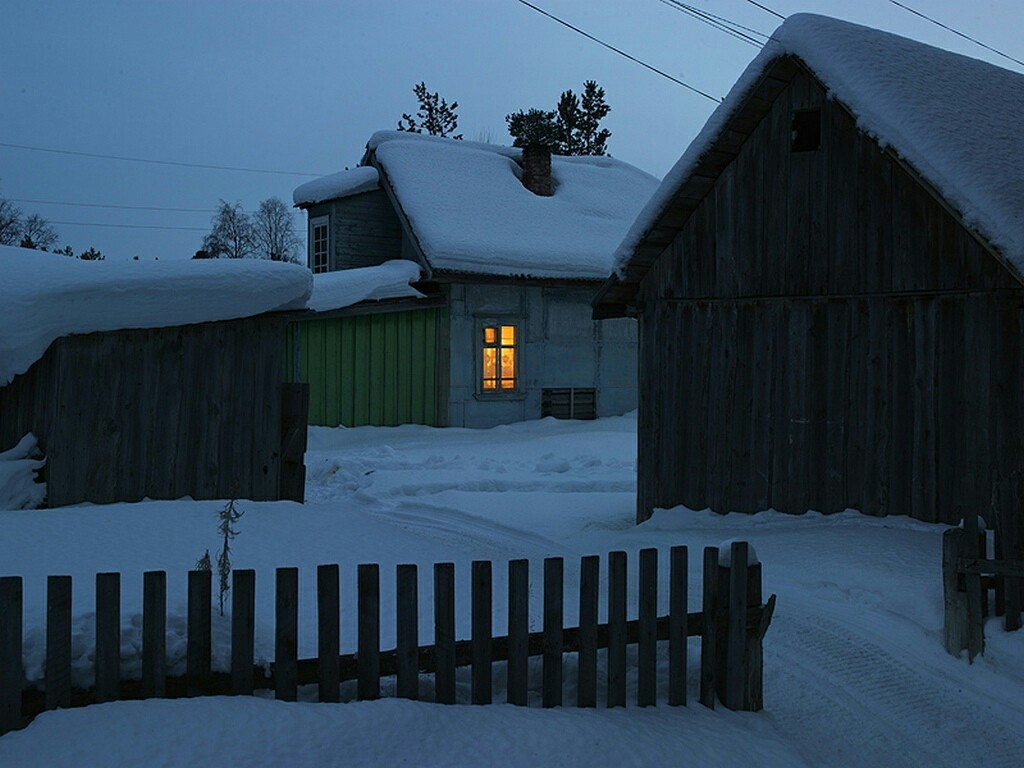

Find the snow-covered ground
[[1, 414, 1023, 766]]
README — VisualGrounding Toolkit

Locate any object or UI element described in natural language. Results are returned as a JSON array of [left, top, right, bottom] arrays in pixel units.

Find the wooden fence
[[943, 513, 1023, 661], [0, 543, 775, 736]]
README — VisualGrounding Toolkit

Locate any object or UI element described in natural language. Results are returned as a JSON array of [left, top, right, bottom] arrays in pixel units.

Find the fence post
[[963, 512, 985, 661], [942, 528, 969, 656], [232, 569, 256, 695], [507, 559, 529, 706], [542, 557, 563, 708], [318, 564, 340, 703], [142, 571, 167, 698], [699, 547, 718, 709], [357, 564, 380, 701], [607, 551, 627, 708], [723, 542, 749, 711], [577, 555, 599, 708], [471, 560, 492, 705], [0, 576, 23, 736], [279, 382, 309, 503], [669, 546, 688, 706], [187, 569, 211, 696], [638, 548, 657, 707], [95, 572, 120, 703], [46, 575, 72, 711], [276, 568, 299, 701], [434, 563, 456, 704], [744, 562, 766, 711], [396, 564, 419, 700]]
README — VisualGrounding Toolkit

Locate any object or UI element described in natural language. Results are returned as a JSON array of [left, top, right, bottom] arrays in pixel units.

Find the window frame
[[309, 215, 330, 274], [476, 318, 521, 396]]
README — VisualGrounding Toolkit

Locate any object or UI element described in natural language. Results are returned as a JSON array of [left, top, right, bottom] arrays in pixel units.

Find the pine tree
[[397, 82, 463, 139], [505, 108, 559, 149], [507, 80, 612, 156]]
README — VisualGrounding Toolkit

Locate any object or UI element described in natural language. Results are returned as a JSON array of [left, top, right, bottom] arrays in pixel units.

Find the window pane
[[483, 347, 497, 380], [501, 379, 515, 389], [501, 325, 516, 346], [500, 348, 515, 381], [484, 327, 497, 344], [483, 379, 497, 390]]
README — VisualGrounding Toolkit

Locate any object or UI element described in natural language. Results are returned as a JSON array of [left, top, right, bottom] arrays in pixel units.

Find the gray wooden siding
[[636, 71, 1024, 525], [327, 190, 403, 270], [0, 317, 288, 506]]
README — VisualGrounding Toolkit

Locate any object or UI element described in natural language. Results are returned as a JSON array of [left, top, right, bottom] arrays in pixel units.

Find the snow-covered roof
[[293, 166, 380, 206], [307, 260, 425, 313], [0, 246, 312, 386], [298, 130, 660, 281], [612, 13, 1024, 278]]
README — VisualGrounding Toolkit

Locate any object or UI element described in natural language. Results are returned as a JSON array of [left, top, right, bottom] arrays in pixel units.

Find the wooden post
[[279, 382, 310, 503], [542, 557, 563, 708], [1003, 489, 1022, 631], [700, 547, 718, 709], [142, 571, 167, 698], [577, 555, 599, 708], [994, 524, 1006, 617], [317, 564, 340, 703], [357, 564, 380, 701], [231, 569, 256, 695], [187, 569, 211, 696], [963, 512, 985, 661], [744, 562, 766, 711], [507, 559, 529, 706], [45, 575, 72, 710], [942, 528, 969, 656], [0, 577, 23, 736], [434, 562, 456, 704], [95, 572, 120, 703], [638, 548, 657, 707], [396, 564, 419, 700], [607, 550, 627, 708], [725, 543, 749, 711], [669, 546, 688, 706], [471, 560, 492, 705], [276, 567, 298, 701]]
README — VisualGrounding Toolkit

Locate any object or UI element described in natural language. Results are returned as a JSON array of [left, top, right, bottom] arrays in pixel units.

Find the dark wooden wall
[[0, 317, 289, 507], [636, 69, 1024, 526], [305, 190, 403, 271]]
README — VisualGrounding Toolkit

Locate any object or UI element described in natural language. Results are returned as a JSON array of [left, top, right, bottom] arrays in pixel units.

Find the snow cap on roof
[[307, 260, 425, 313], [363, 131, 660, 280], [0, 246, 312, 386], [613, 13, 1024, 278], [293, 166, 380, 206]]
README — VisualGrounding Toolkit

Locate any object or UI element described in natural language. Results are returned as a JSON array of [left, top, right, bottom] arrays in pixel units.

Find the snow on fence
[[942, 511, 1023, 661], [0, 543, 775, 735]]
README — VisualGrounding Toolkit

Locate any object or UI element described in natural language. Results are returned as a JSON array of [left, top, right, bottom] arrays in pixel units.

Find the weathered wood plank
[[725, 543, 749, 710], [638, 548, 658, 707], [396, 564, 419, 700], [433, 562, 456, 704], [317, 564, 340, 703], [186, 570, 211, 697], [95, 572, 120, 703], [275, 568, 299, 701], [507, 559, 529, 706], [45, 575, 72, 710], [963, 513, 985, 661], [231, 569, 255, 695], [142, 571, 167, 698], [471, 560, 492, 705], [669, 546, 688, 706], [357, 563, 380, 700], [0, 577, 23, 735], [607, 550, 627, 708], [543, 557, 564, 708], [577, 555, 599, 708], [700, 547, 718, 709]]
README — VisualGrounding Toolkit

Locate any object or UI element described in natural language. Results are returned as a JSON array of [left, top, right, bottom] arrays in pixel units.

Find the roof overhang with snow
[[594, 13, 1024, 318]]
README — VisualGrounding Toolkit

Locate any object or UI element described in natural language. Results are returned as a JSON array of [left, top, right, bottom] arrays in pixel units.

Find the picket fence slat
[[45, 575, 72, 711], [8, 542, 776, 729], [232, 569, 255, 695], [142, 571, 167, 698]]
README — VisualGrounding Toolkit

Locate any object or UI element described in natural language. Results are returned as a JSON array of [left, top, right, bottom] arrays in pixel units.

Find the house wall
[[306, 190, 403, 271], [635, 68, 1024, 526], [0, 317, 290, 506], [447, 282, 637, 428]]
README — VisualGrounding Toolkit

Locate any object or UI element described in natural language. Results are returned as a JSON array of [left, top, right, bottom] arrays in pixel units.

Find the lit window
[[482, 324, 517, 391], [310, 216, 329, 274]]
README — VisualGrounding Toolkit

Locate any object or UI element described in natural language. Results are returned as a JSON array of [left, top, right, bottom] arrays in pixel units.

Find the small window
[[542, 388, 597, 420], [791, 109, 821, 152], [482, 324, 517, 391], [310, 216, 330, 274]]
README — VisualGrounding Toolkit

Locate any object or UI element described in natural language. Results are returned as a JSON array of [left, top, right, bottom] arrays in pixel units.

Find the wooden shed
[[0, 250, 312, 507], [593, 13, 1024, 544]]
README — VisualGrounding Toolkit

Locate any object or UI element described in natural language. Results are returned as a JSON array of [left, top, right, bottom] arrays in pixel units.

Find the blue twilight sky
[[1, 0, 1021, 262]]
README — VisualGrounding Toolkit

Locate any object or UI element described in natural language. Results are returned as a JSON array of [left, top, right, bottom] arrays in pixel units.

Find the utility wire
[[11, 197, 301, 217], [46, 220, 210, 231], [743, 0, 785, 20], [0, 141, 322, 177], [668, 2, 770, 39], [889, 1, 1024, 68], [656, 0, 765, 47], [513, 0, 722, 102]]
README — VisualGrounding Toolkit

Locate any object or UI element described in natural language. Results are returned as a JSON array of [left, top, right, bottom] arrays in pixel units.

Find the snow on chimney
[[521, 145, 553, 197]]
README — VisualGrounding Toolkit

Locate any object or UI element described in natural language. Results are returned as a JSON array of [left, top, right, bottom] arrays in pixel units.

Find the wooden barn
[[593, 13, 1024, 543], [293, 131, 659, 429], [0, 248, 312, 507]]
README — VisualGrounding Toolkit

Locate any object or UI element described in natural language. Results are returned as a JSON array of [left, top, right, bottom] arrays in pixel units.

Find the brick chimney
[[521, 144, 553, 197]]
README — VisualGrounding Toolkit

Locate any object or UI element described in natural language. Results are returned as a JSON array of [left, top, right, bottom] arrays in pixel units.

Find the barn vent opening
[[791, 109, 821, 152], [541, 387, 597, 420]]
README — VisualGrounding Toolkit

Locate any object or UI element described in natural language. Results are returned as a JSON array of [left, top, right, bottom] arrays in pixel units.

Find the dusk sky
[[2, 0, 1021, 262]]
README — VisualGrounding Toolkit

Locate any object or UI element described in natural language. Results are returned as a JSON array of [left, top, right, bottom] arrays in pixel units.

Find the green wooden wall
[[287, 307, 446, 427]]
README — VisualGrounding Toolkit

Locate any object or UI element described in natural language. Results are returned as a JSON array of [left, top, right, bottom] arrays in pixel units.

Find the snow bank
[[0, 434, 45, 510], [292, 166, 379, 206], [0, 245, 312, 385], [614, 13, 1024, 277], [366, 131, 659, 280], [307, 260, 424, 313]]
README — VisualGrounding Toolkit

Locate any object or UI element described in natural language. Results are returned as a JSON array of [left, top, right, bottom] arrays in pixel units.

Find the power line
[[10, 197, 301, 217], [889, 1, 1024, 68], [512, 0, 722, 103], [657, 0, 766, 47], [743, 0, 785, 20], [0, 141, 322, 177], [47, 220, 209, 232]]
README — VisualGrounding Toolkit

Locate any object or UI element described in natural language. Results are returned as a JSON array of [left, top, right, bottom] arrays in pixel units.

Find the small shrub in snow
[[215, 500, 244, 617], [195, 550, 212, 571]]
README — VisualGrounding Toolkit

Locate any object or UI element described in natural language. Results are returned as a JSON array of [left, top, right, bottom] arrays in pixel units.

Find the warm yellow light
[[501, 325, 515, 345], [484, 327, 497, 344], [501, 348, 515, 380], [483, 380, 497, 390], [483, 348, 497, 380]]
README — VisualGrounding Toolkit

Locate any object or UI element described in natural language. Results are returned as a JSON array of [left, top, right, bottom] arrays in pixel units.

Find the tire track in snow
[[765, 608, 1024, 768]]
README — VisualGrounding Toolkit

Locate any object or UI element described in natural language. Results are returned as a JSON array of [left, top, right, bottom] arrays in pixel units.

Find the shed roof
[[596, 13, 1024, 314], [296, 131, 660, 281]]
